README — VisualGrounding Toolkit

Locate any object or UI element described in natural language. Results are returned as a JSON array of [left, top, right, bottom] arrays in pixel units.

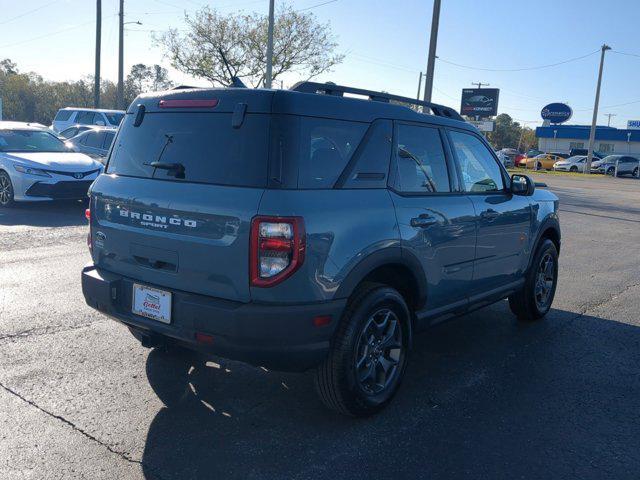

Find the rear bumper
[[81, 264, 345, 372]]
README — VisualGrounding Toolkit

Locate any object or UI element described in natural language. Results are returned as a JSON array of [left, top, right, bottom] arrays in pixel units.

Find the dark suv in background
[[82, 83, 560, 416]]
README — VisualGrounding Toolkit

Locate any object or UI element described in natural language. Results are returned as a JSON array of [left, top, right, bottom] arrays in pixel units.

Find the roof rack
[[290, 81, 464, 121]]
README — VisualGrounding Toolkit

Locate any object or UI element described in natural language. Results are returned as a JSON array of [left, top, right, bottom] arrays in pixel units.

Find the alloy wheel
[[354, 308, 403, 395], [534, 252, 555, 310], [0, 174, 13, 206]]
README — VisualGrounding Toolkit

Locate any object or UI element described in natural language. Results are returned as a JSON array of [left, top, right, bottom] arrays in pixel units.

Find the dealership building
[[536, 124, 640, 155]]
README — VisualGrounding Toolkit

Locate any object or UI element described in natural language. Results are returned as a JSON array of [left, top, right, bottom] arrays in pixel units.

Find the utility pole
[[585, 44, 611, 174], [117, 0, 124, 110], [423, 0, 441, 103], [265, 0, 275, 88], [94, 0, 101, 108], [605, 113, 616, 127], [416, 72, 423, 102]]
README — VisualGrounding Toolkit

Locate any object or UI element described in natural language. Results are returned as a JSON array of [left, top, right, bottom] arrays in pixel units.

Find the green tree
[[155, 4, 343, 87], [124, 63, 173, 103], [487, 114, 525, 150]]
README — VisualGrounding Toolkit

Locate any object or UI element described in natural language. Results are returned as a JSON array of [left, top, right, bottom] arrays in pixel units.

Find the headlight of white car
[[14, 164, 51, 177]]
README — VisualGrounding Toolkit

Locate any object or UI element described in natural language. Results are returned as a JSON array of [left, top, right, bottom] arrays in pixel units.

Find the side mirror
[[511, 174, 535, 196]]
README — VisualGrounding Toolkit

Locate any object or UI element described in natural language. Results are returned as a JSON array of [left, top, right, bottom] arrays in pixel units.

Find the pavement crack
[[0, 382, 169, 480], [0, 322, 100, 343]]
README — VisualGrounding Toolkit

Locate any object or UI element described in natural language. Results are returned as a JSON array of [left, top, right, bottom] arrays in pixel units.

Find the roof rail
[[290, 81, 464, 121], [171, 85, 199, 90]]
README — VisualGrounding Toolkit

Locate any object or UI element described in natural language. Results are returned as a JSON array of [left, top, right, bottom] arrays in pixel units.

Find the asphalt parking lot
[[1, 173, 639, 480]]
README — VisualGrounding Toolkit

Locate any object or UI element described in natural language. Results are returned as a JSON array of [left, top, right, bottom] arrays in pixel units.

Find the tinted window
[[395, 124, 450, 193], [449, 130, 504, 193], [76, 111, 96, 125], [84, 131, 105, 148], [103, 132, 115, 148], [342, 119, 392, 189], [104, 113, 124, 125], [107, 112, 269, 187], [0, 130, 68, 153], [301, 118, 366, 188], [55, 110, 73, 121], [60, 127, 78, 139]]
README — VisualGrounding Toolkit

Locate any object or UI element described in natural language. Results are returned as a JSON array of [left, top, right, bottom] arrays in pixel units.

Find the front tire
[[570, 166, 578, 172], [607, 167, 615, 176], [509, 239, 558, 322], [0, 171, 14, 207], [315, 283, 411, 417]]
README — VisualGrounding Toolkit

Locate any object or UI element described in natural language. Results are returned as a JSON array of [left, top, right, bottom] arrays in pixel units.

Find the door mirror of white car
[[511, 174, 535, 196]]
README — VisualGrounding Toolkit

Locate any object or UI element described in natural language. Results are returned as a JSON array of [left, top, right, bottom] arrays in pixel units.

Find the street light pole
[[117, 0, 124, 109], [585, 44, 611, 174], [423, 0, 441, 103], [94, 0, 101, 108], [265, 0, 275, 89], [416, 71, 423, 102]]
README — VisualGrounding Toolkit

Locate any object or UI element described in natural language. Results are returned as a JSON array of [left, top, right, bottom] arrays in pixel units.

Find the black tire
[[315, 283, 411, 417], [607, 167, 615, 176], [633, 167, 639, 178], [0, 171, 14, 207], [570, 166, 578, 172], [536, 162, 543, 171], [509, 239, 558, 322]]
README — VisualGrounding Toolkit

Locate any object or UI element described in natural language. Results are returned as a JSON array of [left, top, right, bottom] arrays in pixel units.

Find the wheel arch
[[528, 216, 561, 271], [334, 247, 428, 312]]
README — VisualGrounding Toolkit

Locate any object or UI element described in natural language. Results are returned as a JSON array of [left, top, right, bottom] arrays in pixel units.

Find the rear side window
[[76, 111, 96, 125], [394, 124, 450, 193], [274, 116, 368, 189], [85, 132, 105, 148], [103, 132, 115, 148], [55, 110, 73, 121], [449, 130, 504, 193], [107, 112, 269, 187]]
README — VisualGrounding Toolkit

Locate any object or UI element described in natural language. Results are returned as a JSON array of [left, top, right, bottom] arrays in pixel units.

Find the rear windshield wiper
[[143, 134, 185, 179], [144, 161, 185, 178]]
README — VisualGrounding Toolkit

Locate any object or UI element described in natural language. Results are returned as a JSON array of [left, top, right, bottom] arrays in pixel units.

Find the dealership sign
[[627, 120, 640, 129], [541, 103, 572, 123], [460, 88, 500, 118]]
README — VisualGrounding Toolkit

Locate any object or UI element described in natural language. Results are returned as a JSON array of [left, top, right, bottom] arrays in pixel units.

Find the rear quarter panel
[[253, 189, 399, 303]]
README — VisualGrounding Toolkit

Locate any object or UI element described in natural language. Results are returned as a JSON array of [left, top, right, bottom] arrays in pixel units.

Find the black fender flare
[[528, 214, 561, 271], [333, 246, 428, 309]]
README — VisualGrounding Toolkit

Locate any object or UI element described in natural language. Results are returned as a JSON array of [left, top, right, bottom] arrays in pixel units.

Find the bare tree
[[154, 4, 344, 87]]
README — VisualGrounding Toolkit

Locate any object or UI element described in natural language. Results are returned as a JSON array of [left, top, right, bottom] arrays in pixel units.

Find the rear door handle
[[480, 209, 500, 221], [410, 214, 437, 228]]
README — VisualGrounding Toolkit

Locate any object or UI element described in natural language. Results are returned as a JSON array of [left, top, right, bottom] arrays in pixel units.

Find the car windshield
[[565, 156, 583, 162], [104, 113, 124, 125], [534, 154, 547, 158], [0, 129, 69, 153]]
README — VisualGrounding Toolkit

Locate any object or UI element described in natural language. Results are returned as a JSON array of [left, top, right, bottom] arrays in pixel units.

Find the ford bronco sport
[[82, 82, 560, 417]]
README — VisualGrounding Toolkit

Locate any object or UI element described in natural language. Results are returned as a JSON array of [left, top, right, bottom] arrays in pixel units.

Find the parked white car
[[0, 122, 103, 207], [51, 108, 125, 133], [553, 155, 587, 172]]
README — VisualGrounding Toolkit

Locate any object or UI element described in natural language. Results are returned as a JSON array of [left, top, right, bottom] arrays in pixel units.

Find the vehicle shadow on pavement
[[0, 200, 87, 227], [141, 302, 640, 480]]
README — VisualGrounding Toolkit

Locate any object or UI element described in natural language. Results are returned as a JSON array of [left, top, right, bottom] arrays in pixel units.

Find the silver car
[[591, 155, 640, 176], [553, 155, 587, 172], [65, 127, 117, 163]]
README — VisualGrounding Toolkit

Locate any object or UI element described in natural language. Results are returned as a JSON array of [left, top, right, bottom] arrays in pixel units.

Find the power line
[[298, 0, 339, 12], [611, 50, 640, 58], [0, 0, 63, 26], [436, 50, 600, 72], [0, 19, 98, 48]]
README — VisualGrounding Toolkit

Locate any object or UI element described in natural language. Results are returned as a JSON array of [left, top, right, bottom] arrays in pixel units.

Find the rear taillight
[[250, 216, 305, 287], [85, 207, 92, 252]]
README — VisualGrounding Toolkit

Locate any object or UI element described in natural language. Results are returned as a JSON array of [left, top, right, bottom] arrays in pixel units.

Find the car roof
[[0, 121, 49, 131], [59, 107, 125, 114], [63, 124, 117, 131], [129, 86, 474, 130]]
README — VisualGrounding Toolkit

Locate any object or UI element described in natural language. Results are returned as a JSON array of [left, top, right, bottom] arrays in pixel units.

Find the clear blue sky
[[3, 0, 640, 128]]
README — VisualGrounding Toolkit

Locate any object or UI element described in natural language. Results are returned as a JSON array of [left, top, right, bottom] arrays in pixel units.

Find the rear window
[[107, 112, 269, 187], [55, 110, 73, 121]]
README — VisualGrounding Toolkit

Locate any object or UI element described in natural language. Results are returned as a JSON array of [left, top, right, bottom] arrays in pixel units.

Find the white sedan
[[553, 155, 587, 173], [0, 122, 103, 207]]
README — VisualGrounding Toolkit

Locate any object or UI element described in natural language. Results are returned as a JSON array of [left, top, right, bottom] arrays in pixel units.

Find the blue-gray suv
[[81, 82, 561, 416]]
